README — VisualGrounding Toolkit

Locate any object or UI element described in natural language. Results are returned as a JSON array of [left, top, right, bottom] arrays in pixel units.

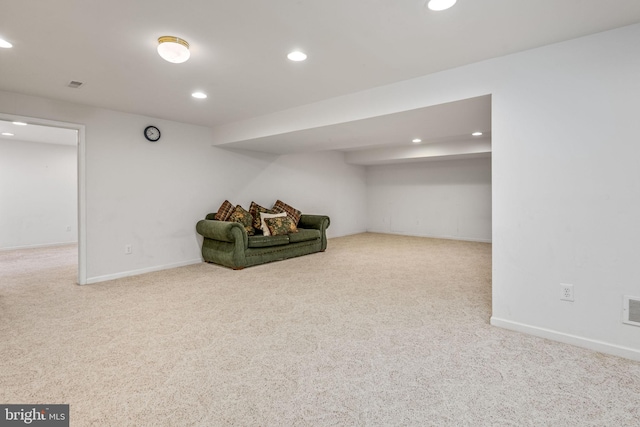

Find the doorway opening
[[0, 114, 86, 284]]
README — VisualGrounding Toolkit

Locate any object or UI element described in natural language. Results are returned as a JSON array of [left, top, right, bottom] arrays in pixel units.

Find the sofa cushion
[[247, 234, 290, 248], [249, 201, 273, 229], [260, 211, 287, 236], [228, 205, 254, 235], [272, 200, 302, 225], [288, 228, 321, 243], [264, 216, 298, 236], [214, 199, 234, 221]]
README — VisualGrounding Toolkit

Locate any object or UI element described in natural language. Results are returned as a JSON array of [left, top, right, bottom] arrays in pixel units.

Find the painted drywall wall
[[366, 157, 491, 242], [487, 26, 640, 360], [0, 139, 77, 249], [216, 149, 366, 238], [209, 24, 640, 359], [0, 92, 366, 283]]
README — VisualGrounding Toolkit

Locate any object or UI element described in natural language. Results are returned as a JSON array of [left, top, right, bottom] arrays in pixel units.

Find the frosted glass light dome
[[427, 0, 457, 11], [157, 36, 190, 64]]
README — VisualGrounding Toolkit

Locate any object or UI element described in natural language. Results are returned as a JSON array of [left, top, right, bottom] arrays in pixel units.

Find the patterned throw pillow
[[264, 216, 298, 236], [249, 201, 273, 229], [272, 200, 302, 225], [214, 200, 234, 221], [228, 205, 254, 235], [259, 211, 287, 236]]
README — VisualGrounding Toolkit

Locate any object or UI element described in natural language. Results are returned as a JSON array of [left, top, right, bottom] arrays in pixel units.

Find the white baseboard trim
[[85, 258, 202, 285], [1, 241, 78, 251], [491, 317, 640, 362], [366, 229, 492, 243]]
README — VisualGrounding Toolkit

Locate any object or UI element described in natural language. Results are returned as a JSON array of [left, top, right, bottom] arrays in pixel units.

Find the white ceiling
[[1, 1, 639, 158]]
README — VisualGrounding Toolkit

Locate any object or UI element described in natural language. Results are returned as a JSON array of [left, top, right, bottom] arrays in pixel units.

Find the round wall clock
[[144, 125, 161, 142]]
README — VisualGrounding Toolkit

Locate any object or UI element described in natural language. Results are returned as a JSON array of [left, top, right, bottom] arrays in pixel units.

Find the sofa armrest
[[298, 214, 330, 251], [298, 214, 330, 231], [196, 219, 248, 249]]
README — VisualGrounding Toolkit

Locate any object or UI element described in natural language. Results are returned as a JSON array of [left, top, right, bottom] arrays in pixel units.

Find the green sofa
[[196, 214, 330, 269]]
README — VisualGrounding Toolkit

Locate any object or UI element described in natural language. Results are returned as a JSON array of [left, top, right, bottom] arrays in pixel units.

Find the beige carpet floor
[[1, 233, 639, 426]]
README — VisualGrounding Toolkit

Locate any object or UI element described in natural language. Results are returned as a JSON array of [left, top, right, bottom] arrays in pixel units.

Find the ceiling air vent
[[622, 296, 640, 326], [68, 81, 83, 88]]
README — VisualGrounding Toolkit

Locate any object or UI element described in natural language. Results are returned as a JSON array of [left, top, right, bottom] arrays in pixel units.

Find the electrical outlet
[[66, 225, 71, 232], [125, 244, 132, 255], [560, 283, 574, 302]]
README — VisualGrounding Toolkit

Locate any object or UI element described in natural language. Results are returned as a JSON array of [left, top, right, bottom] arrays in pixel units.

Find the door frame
[[0, 113, 87, 285]]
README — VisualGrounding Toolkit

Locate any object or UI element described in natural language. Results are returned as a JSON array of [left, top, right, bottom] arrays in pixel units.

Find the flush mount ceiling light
[[2, 132, 14, 136], [427, 0, 457, 11], [412, 138, 422, 143], [287, 51, 307, 61], [0, 38, 12, 48], [12, 121, 27, 126], [157, 36, 190, 64], [191, 92, 207, 99], [472, 131, 483, 136]]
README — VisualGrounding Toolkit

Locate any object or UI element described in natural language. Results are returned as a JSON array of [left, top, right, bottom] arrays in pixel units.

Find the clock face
[[144, 125, 161, 142]]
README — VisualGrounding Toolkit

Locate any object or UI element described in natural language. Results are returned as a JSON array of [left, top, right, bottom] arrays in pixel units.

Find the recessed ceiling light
[[0, 38, 12, 48], [472, 132, 483, 136], [192, 92, 207, 99], [2, 132, 14, 136], [427, 0, 457, 11], [157, 36, 190, 64], [412, 138, 422, 143], [12, 121, 27, 126], [287, 51, 307, 61]]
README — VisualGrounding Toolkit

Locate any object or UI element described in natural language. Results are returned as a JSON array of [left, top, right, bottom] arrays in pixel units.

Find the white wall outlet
[[560, 283, 574, 302], [125, 244, 132, 255], [66, 225, 72, 232]]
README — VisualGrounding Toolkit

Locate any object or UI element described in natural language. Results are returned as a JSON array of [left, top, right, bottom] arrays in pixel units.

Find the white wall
[[219, 149, 366, 238], [0, 139, 77, 249], [208, 24, 640, 360], [488, 26, 640, 360], [0, 92, 366, 283], [366, 157, 491, 242]]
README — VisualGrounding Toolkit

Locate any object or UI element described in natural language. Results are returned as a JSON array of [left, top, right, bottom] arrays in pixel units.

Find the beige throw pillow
[[260, 211, 287, 236]]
